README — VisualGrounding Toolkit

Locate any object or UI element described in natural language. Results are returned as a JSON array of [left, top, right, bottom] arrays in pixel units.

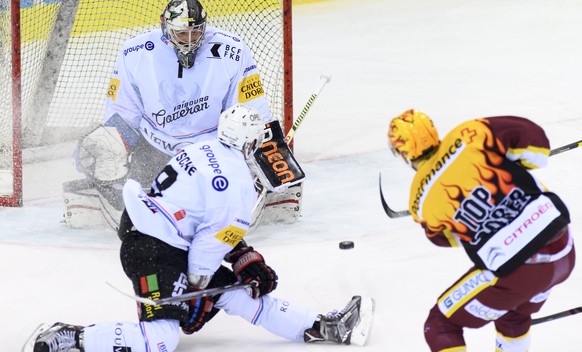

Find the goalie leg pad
[[63, 179, 107, 228], [63, 178, 124, 231], [261, 183, 303, 224]]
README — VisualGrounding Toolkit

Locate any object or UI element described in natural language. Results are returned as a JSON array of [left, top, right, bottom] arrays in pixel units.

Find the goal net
[[0, 0, 292, 206]]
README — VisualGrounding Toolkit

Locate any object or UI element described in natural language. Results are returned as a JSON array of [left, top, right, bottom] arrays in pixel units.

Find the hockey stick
[[532, 306, 582, 325], [106, 281, 256, 306], [284, 73, 332, 144], [380, 139, 582, 219], [379, 173, 411, 218], [549, 139, 582, 156]]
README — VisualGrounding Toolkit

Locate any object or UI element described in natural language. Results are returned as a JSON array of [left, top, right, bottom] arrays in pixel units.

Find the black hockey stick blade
[[379, 173, 411, 218], [531, 306, 582, 325], [549, 140, 582, 156], [107, 281, 256, 306]]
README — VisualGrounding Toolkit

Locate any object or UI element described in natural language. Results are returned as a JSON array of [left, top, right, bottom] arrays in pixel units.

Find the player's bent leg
[[215, 289, 318, 341], [424, 305, 467, 352], [83, 319, 180, 352]]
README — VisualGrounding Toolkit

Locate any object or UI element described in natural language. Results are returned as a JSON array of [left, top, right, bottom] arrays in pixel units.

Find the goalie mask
[[388, 109, 440, 162], [161, 0, 207, 69], [218, 104, 265, 160]]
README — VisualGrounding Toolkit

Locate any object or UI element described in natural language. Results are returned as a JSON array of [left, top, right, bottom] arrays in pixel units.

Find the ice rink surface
[[2, 0, 582, 350]]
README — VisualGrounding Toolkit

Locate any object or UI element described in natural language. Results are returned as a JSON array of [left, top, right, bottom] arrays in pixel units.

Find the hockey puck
[[339, 241, 354, 250]]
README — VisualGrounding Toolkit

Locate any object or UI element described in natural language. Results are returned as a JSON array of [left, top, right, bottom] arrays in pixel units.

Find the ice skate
[[304, 295, 375, 346], [27, 322, 83, 352]]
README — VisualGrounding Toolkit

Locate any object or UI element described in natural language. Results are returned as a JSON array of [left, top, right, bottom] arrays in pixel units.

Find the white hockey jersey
[[105, 26, 274, 156], [123, 138, 257, 277]]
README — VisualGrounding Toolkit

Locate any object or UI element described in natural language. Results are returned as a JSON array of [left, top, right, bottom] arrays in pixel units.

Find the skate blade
[[350, 297, 375, 346], [22, 323, 51, 352]]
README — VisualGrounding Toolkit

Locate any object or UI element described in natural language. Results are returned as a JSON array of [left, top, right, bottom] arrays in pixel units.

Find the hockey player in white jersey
[[27, 105, 374, 352], [65, 0, 304, 230]]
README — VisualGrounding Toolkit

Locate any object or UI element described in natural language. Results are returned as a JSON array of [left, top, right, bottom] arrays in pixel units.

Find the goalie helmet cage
[[0, 0, 293, 207]]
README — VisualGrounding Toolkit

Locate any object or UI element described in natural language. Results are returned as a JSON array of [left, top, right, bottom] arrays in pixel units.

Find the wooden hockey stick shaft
[[284, 73, 332, 144], [380, 139, 582, 219], [532, 306, 582, 325]]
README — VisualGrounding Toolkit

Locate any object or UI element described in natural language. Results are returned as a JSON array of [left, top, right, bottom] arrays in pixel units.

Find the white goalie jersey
[[123, 138, 257, 278], [106, 26, 275, 156]]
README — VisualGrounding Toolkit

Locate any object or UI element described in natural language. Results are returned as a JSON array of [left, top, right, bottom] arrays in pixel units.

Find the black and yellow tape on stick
[[284, 73, 332, 144]]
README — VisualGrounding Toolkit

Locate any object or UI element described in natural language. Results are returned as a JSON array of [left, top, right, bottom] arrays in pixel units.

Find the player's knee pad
[[424, 305, 466, 352], [495, 330, 531, 352]]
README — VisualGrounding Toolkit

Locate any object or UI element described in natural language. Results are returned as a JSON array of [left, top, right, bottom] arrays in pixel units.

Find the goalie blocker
[[250, 120, 306, 226], [253, 120, 305, 192]]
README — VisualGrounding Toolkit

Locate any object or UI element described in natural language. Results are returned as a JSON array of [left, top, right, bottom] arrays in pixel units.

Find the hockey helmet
[[161, 0, 207, 68], [218, 104, 265, 160], [388, 109, 439, 162]]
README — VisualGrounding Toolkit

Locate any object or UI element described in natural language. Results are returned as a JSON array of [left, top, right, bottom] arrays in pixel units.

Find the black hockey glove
[[181, 293, 220, 335], [225, 244, 278, 299]]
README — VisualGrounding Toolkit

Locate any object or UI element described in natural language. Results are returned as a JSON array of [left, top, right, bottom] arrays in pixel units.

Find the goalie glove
[[74, 125, 130, 184], [224, 241, 278, 299]]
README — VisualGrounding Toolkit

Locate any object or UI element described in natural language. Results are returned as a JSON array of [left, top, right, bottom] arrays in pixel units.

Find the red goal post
[[0, 0, 293, 207]]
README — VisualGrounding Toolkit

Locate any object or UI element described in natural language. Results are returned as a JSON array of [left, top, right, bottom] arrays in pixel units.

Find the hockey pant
[[424, 231, 575, 352], [82, 289, 318, 352]]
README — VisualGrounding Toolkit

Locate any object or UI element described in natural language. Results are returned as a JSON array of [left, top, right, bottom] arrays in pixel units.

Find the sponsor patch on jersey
[[215, 225, 247, 247], [238, 74, 264, 102], [437, 269, 497, 317], [140, 274, 159, 294], [107, 78, 120, 101], [464, 298, 507, 321]]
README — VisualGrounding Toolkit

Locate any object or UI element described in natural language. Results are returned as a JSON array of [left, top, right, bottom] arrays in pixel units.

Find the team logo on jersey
[[107, 78, 120, 101], [215, 225, 247, 247], [238, 74, 264, 102]]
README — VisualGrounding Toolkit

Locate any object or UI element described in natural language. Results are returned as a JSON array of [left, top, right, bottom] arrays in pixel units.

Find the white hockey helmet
[[160, 0, 207, 69], [218, 104, 265, 160]]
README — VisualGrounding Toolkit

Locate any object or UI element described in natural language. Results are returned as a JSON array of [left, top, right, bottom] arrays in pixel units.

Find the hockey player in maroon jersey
[[387, 109, 575, 352]]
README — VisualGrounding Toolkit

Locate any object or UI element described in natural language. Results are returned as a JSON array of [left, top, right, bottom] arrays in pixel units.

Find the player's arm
[[484, 116, 551, 169]]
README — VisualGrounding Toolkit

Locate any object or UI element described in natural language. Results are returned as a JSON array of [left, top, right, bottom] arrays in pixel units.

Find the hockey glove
[[181, 293, 220, 335], [225, 244, 278, 299]]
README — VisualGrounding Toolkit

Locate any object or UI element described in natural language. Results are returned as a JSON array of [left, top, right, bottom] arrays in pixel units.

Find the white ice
[[2, 0, 582, 350]]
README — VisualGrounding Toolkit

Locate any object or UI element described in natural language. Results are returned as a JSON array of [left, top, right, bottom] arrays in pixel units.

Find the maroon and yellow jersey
[[409, 116, 569, 276]]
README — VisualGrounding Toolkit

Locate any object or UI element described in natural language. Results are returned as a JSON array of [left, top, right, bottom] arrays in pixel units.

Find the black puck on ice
[[339, 241, 354, 250]]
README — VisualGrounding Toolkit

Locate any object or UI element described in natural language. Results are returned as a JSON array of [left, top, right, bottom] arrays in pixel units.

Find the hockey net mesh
[[0, 0, 287, 198]]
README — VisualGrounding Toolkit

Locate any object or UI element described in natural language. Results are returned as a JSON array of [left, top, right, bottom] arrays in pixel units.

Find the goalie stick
[[532, 306, 582, 325], [284, 73, 332, 144], [107, 281, 256, 306], [380, 139, 582, 219]]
